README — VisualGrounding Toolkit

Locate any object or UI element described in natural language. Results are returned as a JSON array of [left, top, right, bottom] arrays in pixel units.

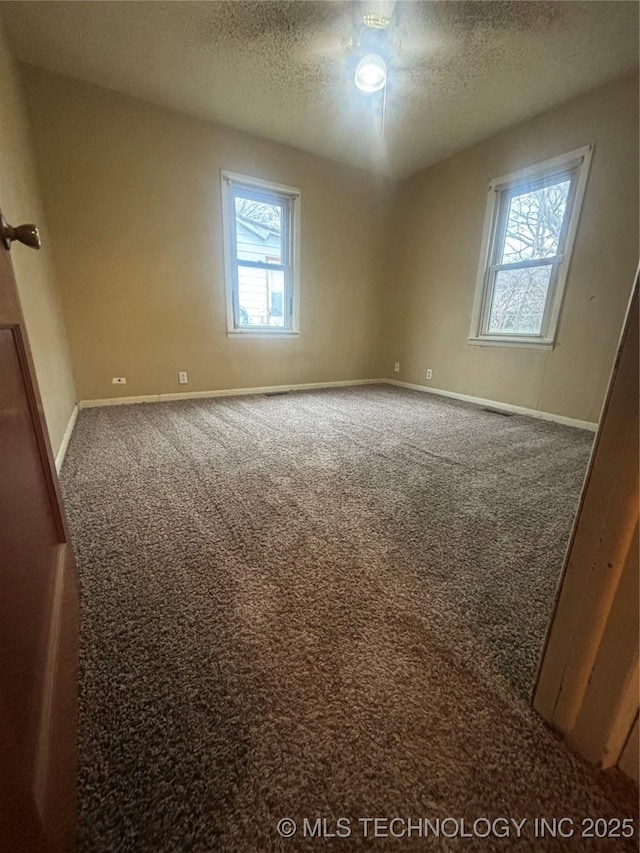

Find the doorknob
[[1, 214, 41, 251]]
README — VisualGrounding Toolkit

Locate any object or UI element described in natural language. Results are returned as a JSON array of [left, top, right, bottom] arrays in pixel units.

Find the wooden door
[[0, 211, 78, 851], [533, 276, 639, 776]]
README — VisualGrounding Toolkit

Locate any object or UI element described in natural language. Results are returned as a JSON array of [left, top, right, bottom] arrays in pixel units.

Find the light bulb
[[354, 53, 387, 93]]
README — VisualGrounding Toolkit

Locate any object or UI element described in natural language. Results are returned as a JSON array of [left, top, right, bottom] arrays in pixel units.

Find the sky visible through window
[[235, 197, 281, 233]]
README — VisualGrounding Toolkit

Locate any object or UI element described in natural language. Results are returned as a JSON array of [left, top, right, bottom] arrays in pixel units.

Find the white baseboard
[[384, 379, 598, 431], [77, 377, 598, 431], [79, 378, 383, 410], [54, 404, 79, 472]]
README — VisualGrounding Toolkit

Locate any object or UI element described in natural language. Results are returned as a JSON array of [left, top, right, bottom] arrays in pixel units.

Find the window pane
[[237, 266, 286, 328], [487, 265, 552, 335], [235, 196, 283, 264], [500, 179, 571, 263]]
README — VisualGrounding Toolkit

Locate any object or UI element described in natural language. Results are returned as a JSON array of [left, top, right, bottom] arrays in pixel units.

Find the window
[[469, 146, 593, 349], [221, 171, 300, 337]]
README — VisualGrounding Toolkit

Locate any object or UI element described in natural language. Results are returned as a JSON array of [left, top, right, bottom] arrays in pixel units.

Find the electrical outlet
[[393, 362, 400, 373], [178, 371, 188, 385], [112, 377, 127, 385], [426, 369, 433, 380]]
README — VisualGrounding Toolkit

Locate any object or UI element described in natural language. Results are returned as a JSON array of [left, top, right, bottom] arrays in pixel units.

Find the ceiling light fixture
[[362, 14, 391, 30], [354, 53, 387, 93]]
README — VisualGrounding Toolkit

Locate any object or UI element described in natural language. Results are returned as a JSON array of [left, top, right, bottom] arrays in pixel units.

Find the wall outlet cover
[[112, 377, 127, 384], [178, 371, 188, 384], [426, 369, 433, 380]]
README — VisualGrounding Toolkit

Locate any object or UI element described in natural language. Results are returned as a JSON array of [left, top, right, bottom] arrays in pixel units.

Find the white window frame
[[221, 170, 301, 338], [468, 145, 593, 350]]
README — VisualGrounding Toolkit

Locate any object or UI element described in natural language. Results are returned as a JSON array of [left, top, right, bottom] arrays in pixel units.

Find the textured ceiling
[[1, 1, 638, 179]]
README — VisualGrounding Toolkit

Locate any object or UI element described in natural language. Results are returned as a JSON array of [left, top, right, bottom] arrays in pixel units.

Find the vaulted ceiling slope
[[1, 1, 638, 179]]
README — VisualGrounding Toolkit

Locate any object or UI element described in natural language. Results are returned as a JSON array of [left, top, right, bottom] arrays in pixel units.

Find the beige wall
[[0, 25, 76, 454], [384, 74, 639, 424], [15, 66, 637, 420], [22, 67, 393, 403]]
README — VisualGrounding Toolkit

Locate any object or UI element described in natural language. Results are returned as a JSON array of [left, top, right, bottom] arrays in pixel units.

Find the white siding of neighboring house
[[235, 221, 285, 326]]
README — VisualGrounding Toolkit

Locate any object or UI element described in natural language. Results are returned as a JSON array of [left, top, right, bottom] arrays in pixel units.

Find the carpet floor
[[61, 385, 637, 851]]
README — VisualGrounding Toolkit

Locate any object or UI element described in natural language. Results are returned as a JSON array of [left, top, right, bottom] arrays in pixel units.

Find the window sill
[[467, 336, 555, 351], [227, 330, 300, 340]]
